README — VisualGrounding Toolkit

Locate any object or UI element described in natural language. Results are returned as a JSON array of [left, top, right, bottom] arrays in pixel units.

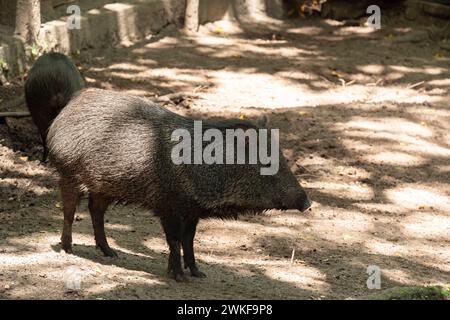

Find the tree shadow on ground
[[60, 243, 316, 299], [1, 11, 449, 299]]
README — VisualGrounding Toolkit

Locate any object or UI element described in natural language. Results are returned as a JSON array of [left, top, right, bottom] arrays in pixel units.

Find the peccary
[[25, 52, 85, 161], [47, 88, 311, 281]]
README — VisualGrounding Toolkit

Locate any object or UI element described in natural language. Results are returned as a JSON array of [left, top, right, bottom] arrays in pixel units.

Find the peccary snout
[[281, 187, 311, 212], [299, 197, 312, 212]]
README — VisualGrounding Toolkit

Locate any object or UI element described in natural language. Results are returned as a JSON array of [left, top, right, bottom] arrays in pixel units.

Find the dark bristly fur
[[25, 52, 85, 162], [47, 88, 311, 281]]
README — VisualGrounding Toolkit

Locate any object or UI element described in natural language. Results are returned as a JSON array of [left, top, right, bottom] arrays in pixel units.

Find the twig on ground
[[346, 79, 356, 86], [193, 85, 209, 94], [367, 78, 383, 87], [0, 111, 30, 118], [319, 75, 334, 84], [407, 81, 425, 90]]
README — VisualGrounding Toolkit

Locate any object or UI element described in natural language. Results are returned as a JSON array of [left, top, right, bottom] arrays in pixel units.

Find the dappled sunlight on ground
[[1, 14, 450, 299], [385, 186, 450, 212], [307, 181, 374, 201]]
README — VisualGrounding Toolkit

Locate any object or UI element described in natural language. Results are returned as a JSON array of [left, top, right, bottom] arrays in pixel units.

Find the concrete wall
[[0, 0, 288, 80], [0, 0, 186, 80], [198, 0, 286, 24], [0, 34, 26, 83], [37, 0, 186, 53]]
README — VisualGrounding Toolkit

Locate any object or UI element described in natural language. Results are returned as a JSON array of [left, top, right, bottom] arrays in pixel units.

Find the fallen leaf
[[332, 70, 344, 78], [213, 26, 223, 34], [55, 202, 62, 209]]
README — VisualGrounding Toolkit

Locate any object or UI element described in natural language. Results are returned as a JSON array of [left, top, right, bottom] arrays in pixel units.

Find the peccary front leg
[[182, 217, 206, 278], [60, 178, 81, 254], [88, 194, 117, 257], [161, 215, 186, 282]]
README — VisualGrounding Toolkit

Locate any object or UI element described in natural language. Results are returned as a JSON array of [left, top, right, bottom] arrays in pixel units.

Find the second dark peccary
[[25, 52, 85, 161], [47, 88, 311, 281]]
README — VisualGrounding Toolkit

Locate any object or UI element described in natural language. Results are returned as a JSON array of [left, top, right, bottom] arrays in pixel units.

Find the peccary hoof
[[61, 244, 73, 254], [174, 274, 189, 282], [60, 238, 73, 254], [97, 244, 118, 258], [168, 270, 188, 282], [190, 268, 206, 278]]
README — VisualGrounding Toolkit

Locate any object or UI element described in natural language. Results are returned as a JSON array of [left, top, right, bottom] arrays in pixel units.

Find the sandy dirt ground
[[0, 12, 449, 299]]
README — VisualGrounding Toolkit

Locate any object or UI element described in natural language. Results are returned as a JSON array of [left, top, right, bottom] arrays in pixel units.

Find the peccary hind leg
[[161, 215, 186, 282], [60, 179, 81, 253], [182, 217, 206, 278], [88, 194, 117, 257]]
